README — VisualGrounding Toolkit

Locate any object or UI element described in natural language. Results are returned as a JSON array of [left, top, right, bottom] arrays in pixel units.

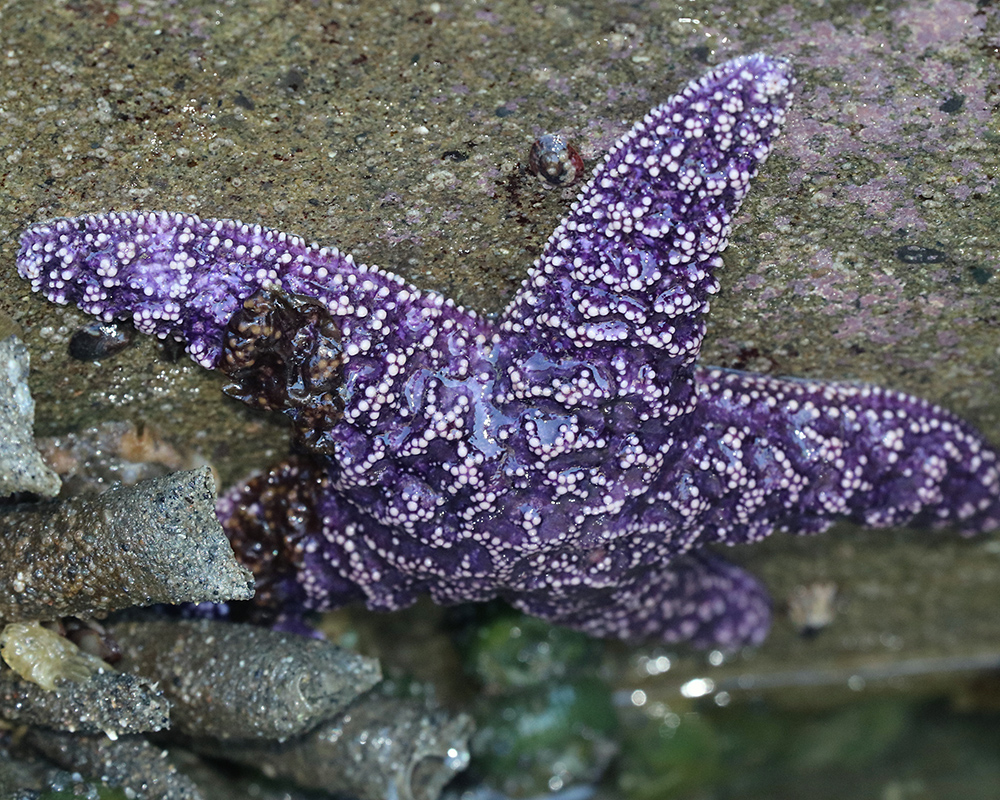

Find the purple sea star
[[16, 54, 1000, 647]]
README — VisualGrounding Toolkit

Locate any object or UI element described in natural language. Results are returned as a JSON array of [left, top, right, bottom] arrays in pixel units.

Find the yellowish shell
[[0, 621, 105, 691]]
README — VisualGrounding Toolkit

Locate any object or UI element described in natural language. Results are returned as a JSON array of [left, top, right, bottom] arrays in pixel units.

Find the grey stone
[[0, 336, 59, 498]]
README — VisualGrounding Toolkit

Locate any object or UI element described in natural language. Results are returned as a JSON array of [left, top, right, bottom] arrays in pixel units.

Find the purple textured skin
[[18, 55, 1000, 647]]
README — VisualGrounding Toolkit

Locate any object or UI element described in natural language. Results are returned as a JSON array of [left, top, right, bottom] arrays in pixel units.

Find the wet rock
[[37, 420, 197, 497], [0, 743, 72, 799]]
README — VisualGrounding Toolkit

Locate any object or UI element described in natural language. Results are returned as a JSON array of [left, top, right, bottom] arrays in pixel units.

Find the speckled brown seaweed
[[0, 467, 253, 622], [111, 618, 381, 740], [220, 287, 346, 454], [191, 695, 473, 800]]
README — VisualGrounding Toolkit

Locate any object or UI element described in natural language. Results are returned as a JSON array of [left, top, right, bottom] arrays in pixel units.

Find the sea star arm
[[670, 367, 1000, 543], [490, 365, 1000, 645], [15, 212, 492, 384], [16, 210, 501, 478], [492, 364, 1000, 646], [496, 53, 794, 423], [508, 550, 771, 647]]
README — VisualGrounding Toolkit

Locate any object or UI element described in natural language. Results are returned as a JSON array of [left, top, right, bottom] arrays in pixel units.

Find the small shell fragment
[[527, 133, 584, 187], [36, 420, 193, 496], [67, 319, 135, 361], [787, 581, 839, 638]]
